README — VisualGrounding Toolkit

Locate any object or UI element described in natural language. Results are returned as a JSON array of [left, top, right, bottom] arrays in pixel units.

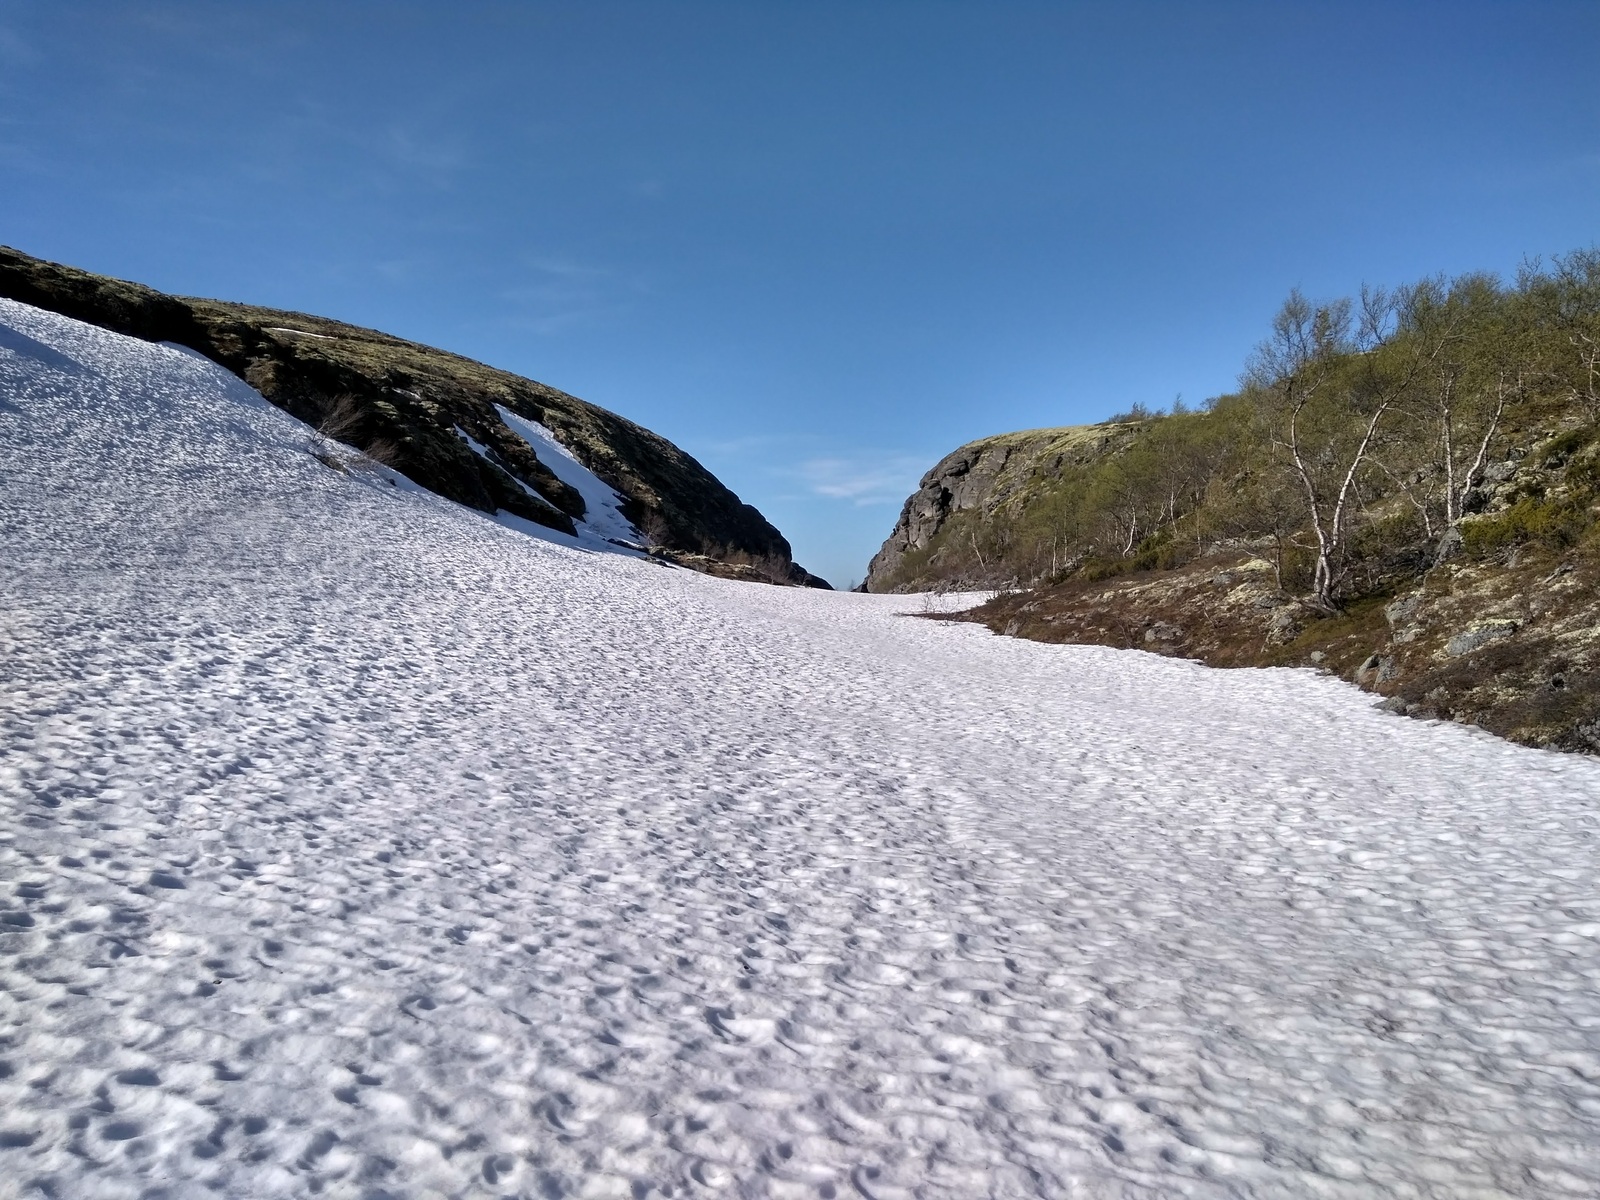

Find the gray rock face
[[1480, 459, 1518, 485], [1445, 619, 1520, 657], [1434, 527, 1466, 564], [1265, 608, 1302, 644], [864, 423, 1140, 591], [865, 442, 1018, 587], [1385, 593, 1426, 646], [1384, 593, 1423, 625]]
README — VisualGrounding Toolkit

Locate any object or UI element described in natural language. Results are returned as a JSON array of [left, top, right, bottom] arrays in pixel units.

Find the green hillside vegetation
[[877, 250, 1600, 602]]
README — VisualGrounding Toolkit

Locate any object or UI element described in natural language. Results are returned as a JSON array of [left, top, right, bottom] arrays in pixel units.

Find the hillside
[[866, 254, 1600, 753], [0, 245, 828, 587], [866, 423, 1141, 588], [8, 296, 1600, 1198]]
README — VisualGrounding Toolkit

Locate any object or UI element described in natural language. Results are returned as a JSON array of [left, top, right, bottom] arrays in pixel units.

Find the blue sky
[[3, 2, 1597, 586]]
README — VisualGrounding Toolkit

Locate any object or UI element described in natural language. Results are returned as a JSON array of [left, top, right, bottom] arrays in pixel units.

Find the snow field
[[3, 298, 1600, 1199]]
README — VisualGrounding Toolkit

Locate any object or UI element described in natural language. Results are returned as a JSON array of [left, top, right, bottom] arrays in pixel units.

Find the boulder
[[1384, 593, 1423, 625], [1444, 619, 1520, 657], [1434, 527, 1465, 564]]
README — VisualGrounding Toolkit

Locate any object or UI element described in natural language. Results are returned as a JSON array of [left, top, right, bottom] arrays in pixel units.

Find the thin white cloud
[[498, 257, 648, 336], [0, 23, 37, 67], [790, 454, 927, 507], [384, 125, 469, 175], [688, 434, 930, 512], [700, 433, 779, 457]]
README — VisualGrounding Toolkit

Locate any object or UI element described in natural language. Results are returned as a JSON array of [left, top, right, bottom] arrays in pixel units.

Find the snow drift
[[3, 298, 1600, 1199]]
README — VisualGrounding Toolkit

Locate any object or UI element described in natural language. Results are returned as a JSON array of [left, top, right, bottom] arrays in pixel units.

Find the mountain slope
[[866, 422, 1139, 591], [866, 260, 1600, 753], [7, 296, 1600, 1198], [0, 244, 828, 587]]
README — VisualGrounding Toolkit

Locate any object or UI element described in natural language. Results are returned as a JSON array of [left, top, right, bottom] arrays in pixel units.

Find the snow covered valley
[[4, 297, 1600, 1199]]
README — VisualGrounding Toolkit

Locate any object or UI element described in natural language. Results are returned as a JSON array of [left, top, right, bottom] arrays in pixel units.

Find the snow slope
[[3, 297, 1600, 1200]]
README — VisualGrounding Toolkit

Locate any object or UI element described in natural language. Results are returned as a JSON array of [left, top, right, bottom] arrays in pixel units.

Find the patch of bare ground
[[944, 543, 1600, 754]]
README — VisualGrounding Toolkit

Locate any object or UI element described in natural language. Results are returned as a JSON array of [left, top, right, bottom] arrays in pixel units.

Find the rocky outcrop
[[866, 423, 1138, 591], [865, 441, 1013, 588], [0, 245, 829, 588]]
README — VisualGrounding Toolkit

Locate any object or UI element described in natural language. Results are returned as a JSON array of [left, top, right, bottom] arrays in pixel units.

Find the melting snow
[[4, 297, 1600, 1199], [495, 403, 643, 547], [264, 326, 335, 340], [455, 424, 492, 459], [454, 422, 648, 559]]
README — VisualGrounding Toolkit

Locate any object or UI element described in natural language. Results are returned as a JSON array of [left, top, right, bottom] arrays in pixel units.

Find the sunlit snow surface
[[4, 298, 1600, 1200]]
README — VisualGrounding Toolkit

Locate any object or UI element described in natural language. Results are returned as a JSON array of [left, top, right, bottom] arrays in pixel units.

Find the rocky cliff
[[865, 423, 1138, 591], [0, 246, 828, 588]]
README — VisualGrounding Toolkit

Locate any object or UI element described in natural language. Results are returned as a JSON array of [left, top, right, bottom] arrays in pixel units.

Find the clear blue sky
[[3, 2, 1597, 586]]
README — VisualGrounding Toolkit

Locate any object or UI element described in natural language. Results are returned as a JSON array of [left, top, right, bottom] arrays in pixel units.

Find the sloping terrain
[[0, 245, 827, 587], [876, 410, 1600, 753], [866, 261, 1600, 753], [5, 299, 1600, 1198], [866, 424, 1138, 591], [956, 540, 1600, 754]]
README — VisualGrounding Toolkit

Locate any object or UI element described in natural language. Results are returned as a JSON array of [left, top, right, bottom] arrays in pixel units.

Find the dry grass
[[945, 537, 1599, 754]]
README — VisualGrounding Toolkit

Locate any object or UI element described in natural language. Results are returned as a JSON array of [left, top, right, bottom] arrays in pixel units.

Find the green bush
[[1131, 529, 1191, 572], [1078, 555, 1133, 582], [1462, 496, 1592, 558]]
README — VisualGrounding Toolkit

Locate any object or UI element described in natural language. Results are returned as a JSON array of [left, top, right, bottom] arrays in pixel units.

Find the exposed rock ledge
[[866, 424, 1138, 591]]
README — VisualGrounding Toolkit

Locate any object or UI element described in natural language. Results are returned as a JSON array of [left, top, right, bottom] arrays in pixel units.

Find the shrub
[[1461, 496, 1591, 558]]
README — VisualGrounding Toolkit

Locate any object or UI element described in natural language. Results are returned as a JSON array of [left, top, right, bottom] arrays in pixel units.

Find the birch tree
[[1383, 274, 1513, 535], [1247, 288, 1417, 611]]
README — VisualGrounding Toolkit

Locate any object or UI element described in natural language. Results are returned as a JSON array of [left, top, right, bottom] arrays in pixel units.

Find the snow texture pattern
[[3, 298, 1600, 1199]]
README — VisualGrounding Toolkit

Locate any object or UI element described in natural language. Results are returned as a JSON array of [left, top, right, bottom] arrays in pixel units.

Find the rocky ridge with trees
[[0, 246, 829, 588], [867, 251, 1600, 753]]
